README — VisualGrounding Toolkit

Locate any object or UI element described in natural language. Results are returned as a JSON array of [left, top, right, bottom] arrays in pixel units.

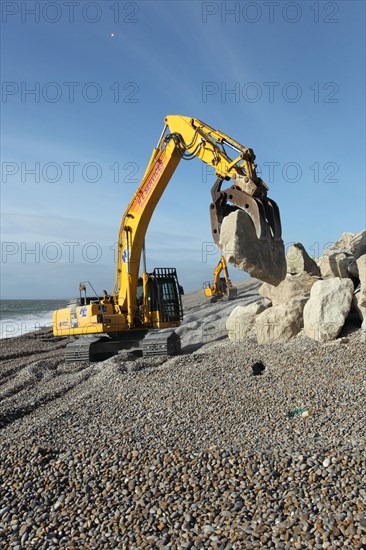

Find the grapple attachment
[[227, 284, 237, 300], [210, 176, 286, 286]]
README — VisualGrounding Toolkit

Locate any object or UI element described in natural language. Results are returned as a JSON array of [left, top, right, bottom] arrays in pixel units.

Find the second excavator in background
[[203, 256, 237, 302]]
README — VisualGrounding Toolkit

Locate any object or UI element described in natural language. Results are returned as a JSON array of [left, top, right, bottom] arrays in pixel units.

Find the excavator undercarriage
[[61, 268, 183, 363], [64, 330, 181, 363]]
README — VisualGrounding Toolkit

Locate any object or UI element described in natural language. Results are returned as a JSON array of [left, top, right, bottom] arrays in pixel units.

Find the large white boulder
[[226, 299, 271, 341], [317, 252, 353, 279], [259, 272, 319, 306], [220, 210, 286, 287], [318, 230, 365, 279], [354, 232, 366, 257], [348, 232, 366, 278], [286, 243, 320, 276], [255, 298, 306, 344], [303, 278, 354, 341], [353, 255, 366, 337], [353, 292, 366, 333], [356, 254, 366, 306], [323, 231, 365, 256]]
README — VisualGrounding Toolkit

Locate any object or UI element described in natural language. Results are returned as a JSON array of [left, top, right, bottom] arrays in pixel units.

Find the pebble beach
[[1, 280, 365, 549]]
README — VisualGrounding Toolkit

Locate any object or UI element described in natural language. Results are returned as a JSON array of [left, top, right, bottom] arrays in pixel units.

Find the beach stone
[[0, 267, 366, 550], [259, 272, 318, 306], [226, 299, 271, 341], [303, 278, 354, 341], [286, 243, 320, 276], [255, 298, 306, 344], [220, 209, 286, 287]]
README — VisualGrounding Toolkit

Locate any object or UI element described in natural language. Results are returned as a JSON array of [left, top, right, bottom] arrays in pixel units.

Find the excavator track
[[64, 331, 181, 363], [140, 330, 181, 357], [65, 337, 114, 363]]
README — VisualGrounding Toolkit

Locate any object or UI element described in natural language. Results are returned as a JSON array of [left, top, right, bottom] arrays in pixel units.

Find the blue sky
[[1, 0, 365, 298]]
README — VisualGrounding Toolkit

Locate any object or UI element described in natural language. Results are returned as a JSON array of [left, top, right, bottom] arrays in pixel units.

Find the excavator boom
[[113, 115, 281, 319]]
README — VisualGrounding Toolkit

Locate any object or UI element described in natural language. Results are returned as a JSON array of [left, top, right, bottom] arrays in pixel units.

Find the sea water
[[0, 300, 66, 339]]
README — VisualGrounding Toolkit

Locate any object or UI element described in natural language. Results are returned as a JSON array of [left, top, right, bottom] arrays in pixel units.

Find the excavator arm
[[214, 256, 232, 292], [113, 115, 281, 326]]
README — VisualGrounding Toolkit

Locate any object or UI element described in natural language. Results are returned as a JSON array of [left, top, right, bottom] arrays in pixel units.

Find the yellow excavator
[[203, 256, 237, 301], [53, 115, 282, 362]]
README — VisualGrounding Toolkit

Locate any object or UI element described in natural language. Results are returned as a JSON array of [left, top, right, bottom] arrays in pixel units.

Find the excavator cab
[[137, 268, 183, 326]]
